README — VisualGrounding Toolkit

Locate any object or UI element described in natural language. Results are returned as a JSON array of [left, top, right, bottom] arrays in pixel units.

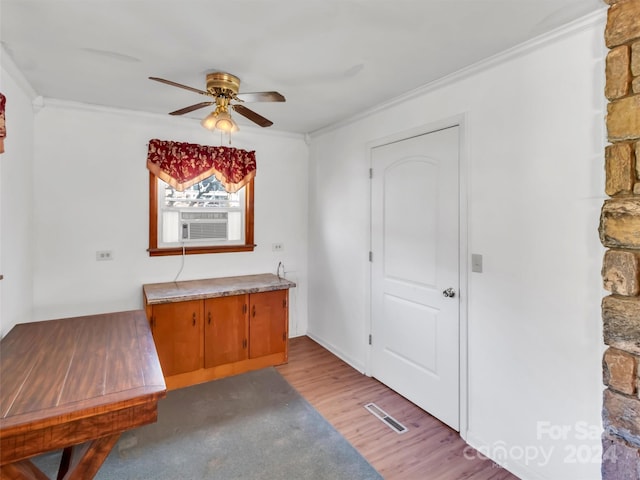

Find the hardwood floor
[[277, 336, 520, 480]]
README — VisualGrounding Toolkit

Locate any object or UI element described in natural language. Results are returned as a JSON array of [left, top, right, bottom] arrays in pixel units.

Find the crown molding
[[309, 7, 607, 138], [40, 98, 305, 141]]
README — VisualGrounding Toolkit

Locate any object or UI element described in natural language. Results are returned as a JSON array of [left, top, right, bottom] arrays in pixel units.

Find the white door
[[370, 126, 460, 430]]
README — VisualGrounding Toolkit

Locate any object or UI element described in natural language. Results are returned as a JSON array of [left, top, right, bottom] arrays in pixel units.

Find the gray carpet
[[33, 367, 383, 480]]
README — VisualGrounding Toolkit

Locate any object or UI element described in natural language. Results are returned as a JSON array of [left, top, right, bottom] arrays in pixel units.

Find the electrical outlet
[[96, 250, 113, 261], [272, 243, 284, 252]]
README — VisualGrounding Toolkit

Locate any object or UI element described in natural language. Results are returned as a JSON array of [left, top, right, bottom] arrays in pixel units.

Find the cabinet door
[[151, 300, 202, 376], [249, 290, 287, 359], [204, 295, 248, 368]]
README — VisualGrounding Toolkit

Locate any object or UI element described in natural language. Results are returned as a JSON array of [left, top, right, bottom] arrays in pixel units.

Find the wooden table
[[0, 310, 166, 480]]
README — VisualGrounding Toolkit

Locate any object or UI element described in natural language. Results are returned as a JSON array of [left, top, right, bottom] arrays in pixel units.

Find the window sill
[[148, 244, 256, 256]]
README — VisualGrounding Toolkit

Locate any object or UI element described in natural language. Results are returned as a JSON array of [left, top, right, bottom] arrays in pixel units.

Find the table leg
[[56, 434, 120, 480], [0, 460, 50, 480]]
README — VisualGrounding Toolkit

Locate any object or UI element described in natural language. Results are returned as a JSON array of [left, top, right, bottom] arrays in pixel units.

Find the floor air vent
[[364, 403, 408, 434]]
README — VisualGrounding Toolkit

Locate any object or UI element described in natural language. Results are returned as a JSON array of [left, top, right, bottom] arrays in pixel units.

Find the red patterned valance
[[0, 93, 6, 154], [146, 139, 256, 193]]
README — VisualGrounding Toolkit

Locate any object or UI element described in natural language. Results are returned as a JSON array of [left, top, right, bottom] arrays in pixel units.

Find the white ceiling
[[1, 0, 605, 134]]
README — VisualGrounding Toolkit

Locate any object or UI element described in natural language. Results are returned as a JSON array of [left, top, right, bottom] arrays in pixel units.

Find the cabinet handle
[[283, 299, 287, 308], [243, 304, 247, 314], [243, 339, 247, 349], [208, 312, 211, 325], [192, 312, 196, 326], [252, 305, 256, 317], [283, 332, 286, 341]]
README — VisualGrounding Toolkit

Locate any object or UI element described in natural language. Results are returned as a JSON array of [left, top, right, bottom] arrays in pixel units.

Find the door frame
[[364, 114, 470, 437]]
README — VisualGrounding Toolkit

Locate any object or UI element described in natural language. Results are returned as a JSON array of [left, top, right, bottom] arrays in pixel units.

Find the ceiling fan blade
[[169, 102, 214, 116], [149, 77, 209, 96], [235, 91, 286, 103], [232, 104, 273, 127]]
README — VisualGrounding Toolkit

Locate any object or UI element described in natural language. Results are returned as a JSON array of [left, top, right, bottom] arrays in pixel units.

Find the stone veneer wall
[[599, 0, 640, 477]]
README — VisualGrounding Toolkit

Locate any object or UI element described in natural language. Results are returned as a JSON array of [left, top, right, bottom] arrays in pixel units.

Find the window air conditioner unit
[[180, 211, 228, 241]]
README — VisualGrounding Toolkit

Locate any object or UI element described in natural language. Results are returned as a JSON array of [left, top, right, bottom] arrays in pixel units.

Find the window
[[148, 172, 254, 256]]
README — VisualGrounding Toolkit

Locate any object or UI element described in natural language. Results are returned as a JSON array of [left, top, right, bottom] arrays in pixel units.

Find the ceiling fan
[[149, 72, 285, 132]]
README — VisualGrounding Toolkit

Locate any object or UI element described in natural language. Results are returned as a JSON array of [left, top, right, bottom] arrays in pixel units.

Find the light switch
[[471, 254, 483, 273]]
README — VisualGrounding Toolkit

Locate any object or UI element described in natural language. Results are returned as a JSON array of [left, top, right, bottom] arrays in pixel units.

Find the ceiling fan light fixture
[[214, 110, 239, 133], [200, 109, 239, 133], [200, 111, 218, 130]]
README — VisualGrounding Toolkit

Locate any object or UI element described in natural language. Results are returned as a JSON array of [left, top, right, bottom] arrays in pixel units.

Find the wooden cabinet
[[151, 300, 202, 377], [204, 295, 248, 368], [249, 289, 287, 359], [143, 274, 295, 390]]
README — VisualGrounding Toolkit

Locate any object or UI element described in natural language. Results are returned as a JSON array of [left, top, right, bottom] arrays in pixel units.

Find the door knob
[[442, 288, 456, 298]]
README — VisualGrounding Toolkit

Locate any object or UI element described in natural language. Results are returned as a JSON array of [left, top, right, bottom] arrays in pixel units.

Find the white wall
[[0, 49, 36, 337], [31, 102, 308, 336], [307, 13, 606, 480]]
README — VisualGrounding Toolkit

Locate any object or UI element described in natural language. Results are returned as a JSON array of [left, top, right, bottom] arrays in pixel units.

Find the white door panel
[[371, 126, 460, 430], [383, 294, 439, 375], [383, 159, 438, 287]]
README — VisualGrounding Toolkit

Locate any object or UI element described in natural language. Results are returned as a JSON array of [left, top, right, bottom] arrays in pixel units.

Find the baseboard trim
[[305, 331, 366, 374]]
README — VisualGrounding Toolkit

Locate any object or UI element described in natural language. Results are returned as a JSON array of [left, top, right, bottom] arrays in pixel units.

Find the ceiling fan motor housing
[[206, 72, 240, 97]]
